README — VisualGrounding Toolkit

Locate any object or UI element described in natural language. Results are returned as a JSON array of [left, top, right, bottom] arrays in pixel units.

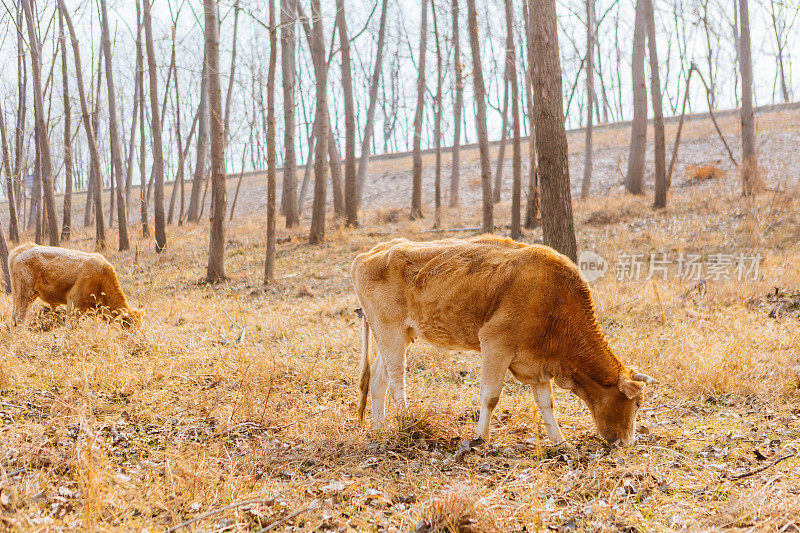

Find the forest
[[0, 0, 799, 530]]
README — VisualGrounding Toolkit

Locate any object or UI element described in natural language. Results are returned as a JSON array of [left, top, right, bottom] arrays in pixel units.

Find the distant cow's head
[[559, 367, 657, 446]]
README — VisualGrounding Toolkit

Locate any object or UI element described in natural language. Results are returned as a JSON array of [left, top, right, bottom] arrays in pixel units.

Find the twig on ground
[[256, 502, 317, 532], [731, 451, 796, 480], [166, 496, 273, 532]]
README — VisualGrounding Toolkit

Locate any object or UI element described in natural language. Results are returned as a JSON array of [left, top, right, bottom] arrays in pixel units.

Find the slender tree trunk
[[308, 0, 328, 245], [449, 0, 463, 208], [0, 220, 9, 293], [625, 0, 647, 195], [187, 61, 209, 223], [14, 3, 27, 241], [59, 0, 106, 248], [645, 0, 667, 208], [136, 0, 148, 237], [168, 34, 186, 226], [298, 132, 315, 212], [431, 3, 443, 228], [223, 0, 240, 149], [466, 0, 493, 233], [22, 0, 59, 246], [100, 0, 129, 249], [530, 0, 576, 261], [337, 0, 358, 228], [506, 0, 521, 240], [411, 0, 428, 220], [739, 0, 758, 196], [326, 112, 344, 220], [84, 54, 102, 229], [0, 106, 20, 243], [355, 0, 389, 204], [523, 0, 539, 229], [205, 0, 227, 281], [125, 43, 139, 221], [581, 0, 594, 199], [143, 0, 166, 251], [281, 0, 299, 228], [265, 0, 278, 283], [493, 79, 509, 204]]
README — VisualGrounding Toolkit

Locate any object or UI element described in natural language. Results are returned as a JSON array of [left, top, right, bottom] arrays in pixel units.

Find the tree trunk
[[337, 0, 358, 228], [205, 0, 227, 281], [308, 0, 328, 245], [187, 60, 209, 223], [466, 0, 493, 233], [0, 105, 20, 243], [136, 0, 149, 237], [506, 0, 521, 240], [645, 0, 667, 208], [0, 220, 9, 293], [530, 0, 576, 261], [100, 0, 129, 249], [13, 2, 26, 242], [21, 0, 59, 246], [739, 0, 758, 196], [58, 0, 106, 248], [625, 0, 647, 195], [326, 112, 344, 220], [281, 0, 299, 228], [355, 0, 389, 204], [449, 0, 463, 208], [223, 0, 240, 148], [411, 0, 428, 220], [264, 0, 277, 283], [580, 0, 594, 199], [143, 0, 166, 251], [523, 0, 539, 229], [84, 54, 102, 229], [168, 28, 185, 226], [493, 79, 509, 204], [125, 44, 139, 222]]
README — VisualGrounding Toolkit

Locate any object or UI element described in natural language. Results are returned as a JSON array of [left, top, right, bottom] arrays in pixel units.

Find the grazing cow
[[351, 235, 656, 447], [9, 243, 141, 327]]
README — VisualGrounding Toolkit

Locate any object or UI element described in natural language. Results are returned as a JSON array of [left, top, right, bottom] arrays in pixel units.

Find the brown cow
[[9, 243, 141, 327], [351, 235, 656, 447]]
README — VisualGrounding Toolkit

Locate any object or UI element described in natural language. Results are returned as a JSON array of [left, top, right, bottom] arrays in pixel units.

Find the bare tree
[[466, 0, 493, 233], [530, 0, 576, 261], [223, 0, 240, 147], [493, 76, 509, 203], [625, 0, 647, 195], [205, 0, 227, 281], [0, 222, 9, 293], [265, 0, 278, 283], [143, 0, 167, 251], [21, 0, 59, 246], [432, 0, 443, 228], [84, 56, 102, 229], [14, 2, 27, 240], [449, 0, 463, 208], [100, 0, 129, 250], [580, 0, 594, 199], [411, 0, 428, 220], [136, 0, 148, 236], [338, 0, 358, 228], [281, 0, 299, 228], [355, 0, 389, 203], [57, 9, 72, 241], [645, 0, 667, 208], [505, 0, 521, 240], [308, 0, 329, 244], [187, 61, 209, 223], [523, 0, 539, 229], [59, 0, 106, 247], [739, 0, 758, 196], [0, 106, 20, 243]]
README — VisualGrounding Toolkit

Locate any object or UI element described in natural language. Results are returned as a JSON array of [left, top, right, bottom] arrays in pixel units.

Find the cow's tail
[[356, 308, 370, 425]]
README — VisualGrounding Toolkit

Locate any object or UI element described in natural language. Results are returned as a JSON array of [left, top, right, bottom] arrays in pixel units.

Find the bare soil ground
[[1, 108, 800, 531]]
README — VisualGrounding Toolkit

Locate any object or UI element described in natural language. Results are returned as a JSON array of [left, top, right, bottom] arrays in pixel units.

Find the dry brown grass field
[[1, 108, 800, 531]]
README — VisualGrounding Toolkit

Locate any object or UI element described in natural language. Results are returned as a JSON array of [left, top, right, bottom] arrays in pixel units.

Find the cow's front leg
[[475, 341, 514, 442], [532, 381, 566, 445], [372, 325, 410, 415]]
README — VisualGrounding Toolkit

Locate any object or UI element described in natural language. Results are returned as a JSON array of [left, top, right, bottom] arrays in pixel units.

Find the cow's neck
[[556, 316, 623, 388]]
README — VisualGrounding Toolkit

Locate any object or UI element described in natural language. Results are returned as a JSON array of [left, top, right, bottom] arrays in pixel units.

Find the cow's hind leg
[[12, 284, 35, 326], [474, 339, 515, 442], [369, 353, 389, 423], [371, 324, 410, 415], [532, 381, 566, 445]]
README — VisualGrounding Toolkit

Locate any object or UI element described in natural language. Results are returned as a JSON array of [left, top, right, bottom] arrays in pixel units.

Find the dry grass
[[1, 111, 800, 530]]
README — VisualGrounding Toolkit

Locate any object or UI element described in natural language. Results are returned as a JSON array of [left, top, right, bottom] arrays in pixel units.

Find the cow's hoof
[[454, 437, 485, 463]]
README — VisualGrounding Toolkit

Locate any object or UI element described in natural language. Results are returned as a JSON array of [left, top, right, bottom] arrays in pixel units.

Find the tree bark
[[326, 113, 344, 220], [449, 0, 463, 208], [645, 0, 667, 208], [100, 0, 129, 249], [223, 0, 240, 148], [580, 0, 594, 199], [58, 0, 106, 248], [0, 105, 20, 243], [125, 37, 139, 222], [337, 0, 358, 228], [280, 0, 299, 228], [432, 1, 443, 228], [13, 2, 26, 241], [355, 0, 389, 204], [523, 0, 539, 229], [739, 0, 758, 196], [0, 220, 9, 293], [187, 60, 209, 223], [308, 0, 328, 245], [493, 78, 509, 204], [506, 0, 521, 240], [264, 0, 277, 283], [205, 0, 227, 281], [21, 0, 59, 246], [143, 0, 166, 251], [411, 0, 428, 220], [530, 0, 576, 261], [625, 0, 647, 195], [466, 0, 493, 233], [136, 0, 148, 237]]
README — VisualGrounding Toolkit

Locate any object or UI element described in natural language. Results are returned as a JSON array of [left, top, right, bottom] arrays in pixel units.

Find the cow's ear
[[618, 374, 645, 399]]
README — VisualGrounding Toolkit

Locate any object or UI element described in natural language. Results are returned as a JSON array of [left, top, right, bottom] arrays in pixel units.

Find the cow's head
[[121, 307, 143, 328], [558, 367, 657, 446]]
